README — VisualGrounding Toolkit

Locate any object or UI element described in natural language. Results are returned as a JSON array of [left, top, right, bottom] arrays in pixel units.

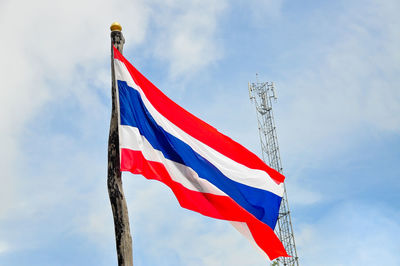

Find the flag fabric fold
[[113, 46, 289, 260]]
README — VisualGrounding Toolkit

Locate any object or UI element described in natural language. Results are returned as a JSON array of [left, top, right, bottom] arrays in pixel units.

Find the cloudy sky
[[1, 0, 399, 265]]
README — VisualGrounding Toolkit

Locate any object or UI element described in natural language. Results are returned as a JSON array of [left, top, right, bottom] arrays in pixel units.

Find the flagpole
[[108, 22, 133, 266]]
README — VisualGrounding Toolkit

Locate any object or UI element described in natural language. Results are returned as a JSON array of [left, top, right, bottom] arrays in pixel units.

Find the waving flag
[[113, 46, 288, 260]]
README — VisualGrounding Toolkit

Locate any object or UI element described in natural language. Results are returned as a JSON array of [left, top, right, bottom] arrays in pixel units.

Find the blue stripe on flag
[[118, 80, 281, 229]]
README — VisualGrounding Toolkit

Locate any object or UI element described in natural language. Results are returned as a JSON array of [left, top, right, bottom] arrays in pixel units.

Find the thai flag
[[113, 47, 289, 260]]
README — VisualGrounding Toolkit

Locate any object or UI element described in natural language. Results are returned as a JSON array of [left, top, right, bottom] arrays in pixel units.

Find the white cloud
[[247, 0, 284, 22], [296, 202, 400, 266], [76, 187, 114, 248], [286, 182, 322, 206], [148, 0, 227, 80], [0, 0, 150, 255], [0, 241, 10, 254], [276, 0, 400, 165], [0, 0, 232, 260]]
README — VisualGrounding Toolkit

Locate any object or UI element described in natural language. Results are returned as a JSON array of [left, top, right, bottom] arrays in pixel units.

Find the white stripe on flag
[[119, 125, 226, 196]]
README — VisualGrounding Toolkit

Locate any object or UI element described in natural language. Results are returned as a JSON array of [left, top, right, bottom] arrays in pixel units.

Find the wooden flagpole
[[108, 22, 133, 266]]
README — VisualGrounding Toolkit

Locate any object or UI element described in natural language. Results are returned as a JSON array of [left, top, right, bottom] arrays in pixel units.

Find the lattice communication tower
[[248, 78, 299, 266]]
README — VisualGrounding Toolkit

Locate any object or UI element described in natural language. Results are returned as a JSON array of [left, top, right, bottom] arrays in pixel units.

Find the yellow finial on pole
[[110, 22, 122, 32]]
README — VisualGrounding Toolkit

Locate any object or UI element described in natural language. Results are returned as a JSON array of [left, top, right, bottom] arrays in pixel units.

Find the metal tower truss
[[248, 80, 299, 266]]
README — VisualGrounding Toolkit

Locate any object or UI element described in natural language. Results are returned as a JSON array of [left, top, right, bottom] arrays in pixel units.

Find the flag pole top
[[110, 22, 122, 32]]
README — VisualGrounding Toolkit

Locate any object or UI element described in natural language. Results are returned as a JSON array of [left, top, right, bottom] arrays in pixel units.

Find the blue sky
[[1, 0, 399, 265]]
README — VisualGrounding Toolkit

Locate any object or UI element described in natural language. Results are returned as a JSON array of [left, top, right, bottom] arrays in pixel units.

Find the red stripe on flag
[[114, 47, 284, 184], [120, 148, 288, 260]]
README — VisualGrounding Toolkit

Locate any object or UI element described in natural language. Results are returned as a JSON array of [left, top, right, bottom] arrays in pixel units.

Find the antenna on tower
[[248, 77, 299, 266]]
